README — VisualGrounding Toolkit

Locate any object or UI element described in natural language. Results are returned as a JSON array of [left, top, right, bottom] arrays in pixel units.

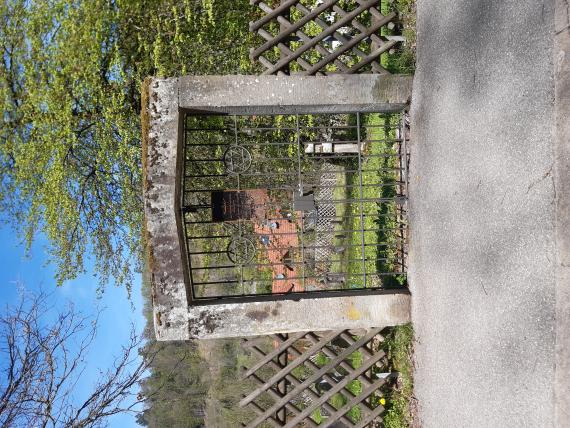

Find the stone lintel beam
[[178, 74, 412, 114]]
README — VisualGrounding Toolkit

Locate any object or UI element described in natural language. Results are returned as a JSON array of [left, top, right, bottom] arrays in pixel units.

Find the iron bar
[[212, 137, 406, 146], [182, 111, 408, 300], [187, 240, 407, 256], [184, 182, 404, 193], [183, 167, 404, 179], [249, 0, 300, 32], [191, 270, 406, 287], [356, 112, 368, 286], [190, 256, 407, 271], [186, 226, 405, 240], [182, 197, 406, 221], [295, 114, 306, 290], [185, 228, 409, 241], [184, 211, 407, 228]]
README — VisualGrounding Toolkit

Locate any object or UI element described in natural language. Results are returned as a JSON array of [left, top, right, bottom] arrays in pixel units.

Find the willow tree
[[0, 0, 258, 291], [0, 0, 140, 291]]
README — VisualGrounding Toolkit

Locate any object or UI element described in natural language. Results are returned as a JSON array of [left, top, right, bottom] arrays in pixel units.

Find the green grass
[[311, 408, 324, 424], [375, 5, 417, 422], [291, 364, 311, 381], [315, 352, 330, 367], [347, 350, 363, 369], [381, 0, 417, 74], [346, 113, 405, 288], [383, 324, 415, 428], [331, 171, 349, 274], [329, 393, 345, 410]]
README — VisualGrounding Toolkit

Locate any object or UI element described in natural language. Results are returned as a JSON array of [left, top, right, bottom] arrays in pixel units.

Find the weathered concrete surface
[[186, 292, 410, 339], [143, 75, 413, 340], [179, 74, 412, 114], [554, 0, 570, 425], [409, 0, 569, 427], [142, 78, 189, 342]]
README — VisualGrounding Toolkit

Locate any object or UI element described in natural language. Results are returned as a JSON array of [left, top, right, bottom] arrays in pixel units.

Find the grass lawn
[[346, 112, 405, 288], [383, 324, 415, 428], [381, 0, 417, 74], [378, 2, 417, 426]]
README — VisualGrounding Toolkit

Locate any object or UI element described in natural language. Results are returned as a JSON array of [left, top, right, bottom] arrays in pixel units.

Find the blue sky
[[0, 225, 145, 427]]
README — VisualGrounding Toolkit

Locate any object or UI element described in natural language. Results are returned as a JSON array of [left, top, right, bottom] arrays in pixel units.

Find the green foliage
[[206, 339, 261, 427], [115, 0, 261, 79], [138, 340, 209, 427], [0, 0, 258, 292], [137, 273, 207, 427], [0, 0, 141, 289], [314, 352, 330, 366], [346, 113, 406, 288], [311, 407, 324, 424], [383, 323, 415, 428], [381, 0, 417, 74], [347, 349, 363, 369]]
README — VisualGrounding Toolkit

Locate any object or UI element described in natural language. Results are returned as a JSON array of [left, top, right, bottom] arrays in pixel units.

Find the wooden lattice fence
[[250, 0, 402, 75], [239, 328, 396, 427]]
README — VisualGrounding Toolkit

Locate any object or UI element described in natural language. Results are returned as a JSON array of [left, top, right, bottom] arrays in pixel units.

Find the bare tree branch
[[0, 290, 156, 428]]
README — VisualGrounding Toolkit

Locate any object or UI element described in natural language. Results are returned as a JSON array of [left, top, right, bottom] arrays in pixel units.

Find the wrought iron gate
[[181, 111, 408, 302]]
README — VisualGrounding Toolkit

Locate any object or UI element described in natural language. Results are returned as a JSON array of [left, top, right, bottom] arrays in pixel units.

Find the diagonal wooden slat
[[261, 0, 381, 74], [257, 54, 276, 70], [332, 4, 386, 48], [319, 377, 387, 428], [293, 3, 361, 71], [242, 328, 382, 426], [248, 372, 321, 428], [240, 329, 393, 427], [340, 331, 378, 355], [241, 330, 341, 406], [243, 331, 307, 378], [251, 0, 401, 75], [249, 0, 300, 32], [307, 331, 374, 382], [353, 398, 387, 428], [273, 334, 358, 426], [304, 12, 396, 75], [247, 400, 282, 428], [247, 341, 348, 425], [287, 334, 369, 396], [279, 20, 349, 73], [348, 41, 399, 74], [281, 345, 386, 428], [251, 0, 341, 60], [257, 27, 314, 71], [297, 336, 386, 421], [369, 6, 387, 21]]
